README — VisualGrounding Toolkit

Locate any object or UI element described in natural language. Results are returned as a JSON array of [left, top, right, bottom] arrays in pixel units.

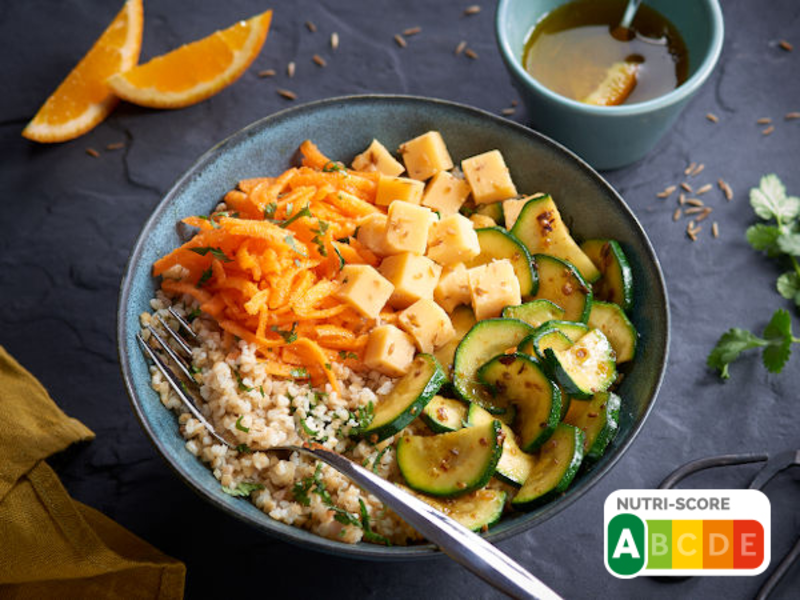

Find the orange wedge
[[583, 62, 640, 107], [108, 10, 272, 109], [22, 0, 143, 143]]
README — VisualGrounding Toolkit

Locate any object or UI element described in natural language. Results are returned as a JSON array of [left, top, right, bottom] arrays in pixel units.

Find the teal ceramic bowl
[[118, 95, 669, 559], [496, 0, 724, 170]]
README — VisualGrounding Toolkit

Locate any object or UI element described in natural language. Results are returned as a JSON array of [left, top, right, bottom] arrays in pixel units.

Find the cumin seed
[[757, 117, 772, 125], [85, 147, 100, 158], [258, 69, 276, 78], [673, 208, 682, 221], [696, 183, 713, 195], [695, 207, 713, 222], [331, 32, 339, 50], [686, 198, 705, 207], [684, 162, 696, 175], [681, 182, 693, 193], [684, 207, 704, 215], [305, 21, 317, 33], [762, 125, 775, 135], [657, 185, 677, 198], [464, 5, 481, 16], [455, 40, 467, 55], [105, 142, 124, 151], [786, 112, 800, 120], [277, 89, 297, 100], [403, 26, 421, 36], [312, 54, 327, 67], [287, 61, 296, 78], [501, 107, 515, 116], [394, 34, 407, 48], [718, 178, 733, 201], [678, 193, 687, 205], [465, 48, 479, 59], [706, 113, 719, 123], [712, 222, 719, 238], [779, 39, 793, 52], [690, 163, 705, 176], [511, 99, 518, 107]]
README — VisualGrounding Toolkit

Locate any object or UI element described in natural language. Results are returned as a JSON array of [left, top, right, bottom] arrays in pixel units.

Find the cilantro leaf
[[322, 161, 347, 174], [189, 246, 233, 262], [762, 309, 794, 373], [235, 416, 250, 433], [271, 322, 298, 343], [745, 224, 782, 254], [264, 202, 278, 220], [186, 307, 202, 322], [196, 267, 213, 288], [333, 244, 345, 270], [777, 272, 800, 301], [233, 368, 254, 392], [750, 174, 800, 222], [221, 481, 264, 497], [235, 443, 252, 454], [707, 328, 766, 380], [777, 232, 800, 256], [280, 204, 313, 228], [284, 234, 307, 257], [290, 367, 309, 379]]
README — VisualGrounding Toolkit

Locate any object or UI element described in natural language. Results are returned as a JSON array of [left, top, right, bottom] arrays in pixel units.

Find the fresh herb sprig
[[189, 246, 233, 262], [221, 481, 264, 497]]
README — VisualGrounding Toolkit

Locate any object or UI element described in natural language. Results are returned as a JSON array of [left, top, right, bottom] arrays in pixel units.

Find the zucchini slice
[[564, 391, 621, 462], [421, 396, 469, 433], [529, 328, 574, 364], [477, 353, 562, 452], [510, 195, 600, 282], [397, 420, 504, 497], [544, 329, 617, 400], [468, 404, 534, 486], [587, 301, 638, 363], [452, 318, 534, 413], [501, 299, 564, 328], [475, 201, 504, 226], [466, 227, 537, 297], [359, 354, 445, 442], [532, 254, 593, 323], [402, 485, 507, 532], [538, 320, 590, 343], [433, 306, 477, 379], [511, 424, 585, 510], [580, 239, 634, 311]]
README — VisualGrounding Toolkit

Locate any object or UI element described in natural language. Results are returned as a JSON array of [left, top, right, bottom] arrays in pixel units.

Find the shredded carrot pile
[[153, 140, 391, 393]]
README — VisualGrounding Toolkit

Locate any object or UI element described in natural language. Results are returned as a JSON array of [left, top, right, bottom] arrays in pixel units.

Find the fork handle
[[300, 446, 562, 600]]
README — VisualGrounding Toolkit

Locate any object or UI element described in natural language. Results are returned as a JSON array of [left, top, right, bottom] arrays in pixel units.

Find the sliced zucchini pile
[[587, 301, 638, 363], [501, 299, 564, 328], [580, 239, 634, 311], [402, 485, 507, 532], [468, 404, 534, 486], [544, 329, 617, 399], [466, 227, 537, 297], [563, 391, 621, 462], [421, 395, 469, 433], [532, 254, 593, 322]]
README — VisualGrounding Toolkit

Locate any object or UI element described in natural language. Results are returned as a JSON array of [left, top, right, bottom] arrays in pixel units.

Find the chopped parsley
[[324, 363, 332, 370], [235, 416, 250, 433], [322, 161, 347, 174], [338, 350, 358, 360], [235, 443, 252, 454], [271, 322, 298, 343], [359, 499, 391, 545], [311, 220, 330, 256], [233, 368, 254, 393], [333, 244, 345, 270], [196, 267, 213, 288], [349, 401, 374, 436], [280, 204, 313, 228], [290, 367, 309, 379], [372, 445, 391, 474], [264, 202, 278, 220], [197, 214, 221, 229], [186, 307, 202, 322], [221, 481, 264, 497], [188, 246, 233, 262], [284, 234, 307, 257], [259, 385, 265, 398]]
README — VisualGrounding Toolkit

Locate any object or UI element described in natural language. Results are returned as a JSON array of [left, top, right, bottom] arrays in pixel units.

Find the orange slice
[[583, 62, 640, 107], [108, 10, 272, 109], [22, 0, 143, 143]]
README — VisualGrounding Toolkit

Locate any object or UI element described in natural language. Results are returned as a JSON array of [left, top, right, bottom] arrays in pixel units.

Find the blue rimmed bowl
[[117, 94, 669, 559]]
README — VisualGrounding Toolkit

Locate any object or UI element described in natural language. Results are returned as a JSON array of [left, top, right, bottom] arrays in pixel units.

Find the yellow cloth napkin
[[0, 345, 186, 599]]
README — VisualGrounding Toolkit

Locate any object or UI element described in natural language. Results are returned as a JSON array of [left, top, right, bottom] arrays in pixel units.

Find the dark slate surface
[[2, 1, 799, 598]]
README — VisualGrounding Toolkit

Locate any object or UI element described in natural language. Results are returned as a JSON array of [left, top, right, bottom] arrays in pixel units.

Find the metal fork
[[136, 308, 561, 600]]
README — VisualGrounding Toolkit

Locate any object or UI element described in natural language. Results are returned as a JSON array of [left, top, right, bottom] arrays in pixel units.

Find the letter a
[[613, 528, 641, 559]]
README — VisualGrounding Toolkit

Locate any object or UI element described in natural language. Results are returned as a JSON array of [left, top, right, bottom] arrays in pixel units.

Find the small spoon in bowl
[[611, 0, 642, 41]]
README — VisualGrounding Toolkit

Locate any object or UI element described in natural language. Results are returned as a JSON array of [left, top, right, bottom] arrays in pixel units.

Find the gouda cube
[[335, 265, 394, 319], [379, 252, 442, 309], [434, 263, 471, 313], [467, 259, 521, 320], [356, 213, 390, 256], [469, 213, 497, 228], [462, 150, 518, 204], [398, 298, 456, 354], [364, 325, 417, 376], [384, 201, 435, 255], [421, 171, 471, 215], [426, 214, 481, 266], [351, 139, 405, 177], [375, 174, 425, 207], [398, 131, 454, 181], [503, 194, 545, 229]]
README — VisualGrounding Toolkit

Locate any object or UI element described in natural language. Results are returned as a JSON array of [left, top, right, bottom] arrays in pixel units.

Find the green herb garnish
[[338, 350, 358, 360], [333, 244, 345, 270], [235, 443, 252, 454], [264, 202, 278, 220], [197, 214, 221, 229], [233, 368, 254, 392], [271, 322, 298, 343], [221, 481, 264, 497], [349, 401, 374, 436], [372, 445, 391, 474], [284, 234, 308, 257], [359, 499, 391, 545], [322, 161, 347, 174], [235, 416, 250, 433], [280, 204, 313, 228], [186, 307, 202, 322], [290, 367, 309, 379], [189, 246, 233, 262], [196, 267, 213, 288], [311, 220, 330, 256]]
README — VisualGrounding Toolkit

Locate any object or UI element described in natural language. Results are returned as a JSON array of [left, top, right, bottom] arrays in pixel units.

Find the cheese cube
[[384, 201, 435, 255], [335, 265, 394, 319], [375, 174, 425, 206], [398, 131, 454, 181], [398, 299, 456, 353], [469, 213, 497, 229], [434, 263, 471, 313], [364, 325, 417, 376], [421, 171, 472, 216], [426, 214, 481, 266], [503, 194, 544, 229], [379, 252, 442, 309], [356, 213, 390, 256], [462, 150, 518, 204], [351, 139, 405, 177], [467, 259, 521, 320]]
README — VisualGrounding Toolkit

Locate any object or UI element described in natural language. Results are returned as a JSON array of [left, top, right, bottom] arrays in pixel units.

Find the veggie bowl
[[118, 95, 669, 559]]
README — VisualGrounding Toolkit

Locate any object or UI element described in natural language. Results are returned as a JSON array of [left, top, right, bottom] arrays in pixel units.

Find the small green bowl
[[496, 0, 724, 170]]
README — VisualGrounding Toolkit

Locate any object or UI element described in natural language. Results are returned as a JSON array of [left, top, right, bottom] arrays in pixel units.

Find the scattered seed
[[331, 32, 339, 50], [501, 107, 516, 116], [718, 178, 733, 201], [673, 208, 682, 221], [695, 207, 713, 222], [105, 142, 124, 151], [706, 112, 719, 123], [85, 147, 100, 158], [465, 48, 479, 59], [305, 21, 317, 33], [696, 183, 713, 195], [678, 193, 687, 205], [690, 163, 705, 176], [656, 185, 677, 198], [762, 125, 775, 135], [779, 39, 793, 52], [455, 40, 467, 55], [684, 206, 705, 215], [786, 112, 800, 120], [686, 222, 698, 241], [394, 34, 407, 48], [511, 100, 518, 107], [712, 222, 720, 238], [464, 5, 481, 16], [277, 89, 297, 100], [403, 26, 421, 36], [681, 182, 693, 193], [312, 54, 327, 67], [287, 61, 296, 78], [684, 162, 697, 175], [686, 198, 705, 207], [757, 117, 772, 125], [258, 69, 276, 78]]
